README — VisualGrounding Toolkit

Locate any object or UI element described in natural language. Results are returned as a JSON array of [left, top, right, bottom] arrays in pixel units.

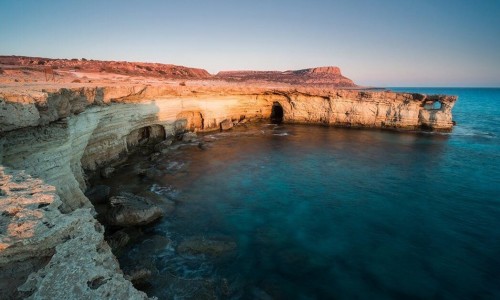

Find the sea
[[113, 88, 500, 299]]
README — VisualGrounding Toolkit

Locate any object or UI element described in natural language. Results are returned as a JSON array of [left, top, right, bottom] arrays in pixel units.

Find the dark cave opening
[[270, 102, 284, 124]]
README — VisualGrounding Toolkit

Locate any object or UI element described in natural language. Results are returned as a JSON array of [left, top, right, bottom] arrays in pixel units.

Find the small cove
[[93, 88, 500, 299]]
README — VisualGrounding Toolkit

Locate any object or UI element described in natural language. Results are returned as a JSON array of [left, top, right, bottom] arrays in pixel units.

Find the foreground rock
[[177, 237, 237, 257], [0, 167, 147, 299], [107, 192, 163, 227]]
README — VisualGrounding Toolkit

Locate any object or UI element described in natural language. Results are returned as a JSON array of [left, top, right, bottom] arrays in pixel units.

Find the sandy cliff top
[[0, 55, 358, 92]]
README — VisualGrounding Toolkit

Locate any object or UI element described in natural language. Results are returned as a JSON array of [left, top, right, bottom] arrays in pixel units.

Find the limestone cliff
[[0, 82, 456, 298], [0, 167, 147, 299], [1, 85, 456, 210]]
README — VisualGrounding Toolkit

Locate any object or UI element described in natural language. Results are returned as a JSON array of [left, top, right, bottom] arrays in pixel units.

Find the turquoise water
[[119, 88, 500, 299]]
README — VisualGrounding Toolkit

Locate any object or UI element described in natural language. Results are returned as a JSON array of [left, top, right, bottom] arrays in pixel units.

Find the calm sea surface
[[117, 88, 500, 299]]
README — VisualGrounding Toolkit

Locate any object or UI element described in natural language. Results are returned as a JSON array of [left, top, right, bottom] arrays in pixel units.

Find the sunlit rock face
[[0, 85, 456, 212], [0, 167, 147, 299]]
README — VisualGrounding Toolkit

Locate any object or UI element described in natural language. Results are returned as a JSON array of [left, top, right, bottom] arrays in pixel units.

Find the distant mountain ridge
[[216, 66, 356, 87], [0, 55, 357, 86]]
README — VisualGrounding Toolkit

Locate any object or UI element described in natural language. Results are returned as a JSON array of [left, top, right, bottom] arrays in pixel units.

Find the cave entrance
[[270, 102, 284, 124], [126, 125, 166, 148]]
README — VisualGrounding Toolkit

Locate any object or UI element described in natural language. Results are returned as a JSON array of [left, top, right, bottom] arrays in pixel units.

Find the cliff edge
[[0, 56, 457, 298]]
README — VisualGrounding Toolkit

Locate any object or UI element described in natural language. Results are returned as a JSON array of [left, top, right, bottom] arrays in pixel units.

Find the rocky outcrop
[[0, 167, 147, 299], [107, 193, 163, 227], [216, 66, 356, 87]]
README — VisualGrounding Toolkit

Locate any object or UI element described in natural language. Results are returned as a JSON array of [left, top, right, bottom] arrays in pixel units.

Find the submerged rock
[[149, 152, 161, 162], [198, 142, 207, 150], [107, 192, 163, 227], [124, 268, 152, 288], [177, 237, 237, 257], [144, 167, 163, 180], [137, 190, 176, 215], [181, 132, 198, 143], [153, 139, 173, 152]]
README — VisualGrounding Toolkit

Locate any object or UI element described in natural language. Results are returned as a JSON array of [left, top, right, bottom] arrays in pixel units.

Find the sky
[[1, 0, 499, 87]]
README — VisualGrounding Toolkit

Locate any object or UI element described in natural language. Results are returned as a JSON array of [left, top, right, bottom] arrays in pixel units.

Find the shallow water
[[117, 88, 500, 299]]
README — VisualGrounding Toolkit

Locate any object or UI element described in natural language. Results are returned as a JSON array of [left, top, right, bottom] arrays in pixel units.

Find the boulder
[[84, 185, 110, 204], [220, 119, 233, 131], [106, 192, 163, 227], [177, 237, 237, 257]]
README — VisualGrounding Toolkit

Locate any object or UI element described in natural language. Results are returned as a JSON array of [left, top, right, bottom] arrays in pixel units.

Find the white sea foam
[[151, 184, 179, 199], [451, 126, 495, 138], [273, 132, 289, 136]]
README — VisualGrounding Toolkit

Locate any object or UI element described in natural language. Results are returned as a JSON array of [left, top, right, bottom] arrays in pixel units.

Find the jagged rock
[[177, 237, 237, 257], [101, 167, 115, 179], [181, 132, 197, 143], [0, 167, 147, 299], [107, 192, 163, 227], [85, 185, 111, 204], [220, 119, 233, 131]]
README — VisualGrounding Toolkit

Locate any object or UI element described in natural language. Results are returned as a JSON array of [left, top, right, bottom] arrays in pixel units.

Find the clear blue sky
[[1, 0, 499, 86]]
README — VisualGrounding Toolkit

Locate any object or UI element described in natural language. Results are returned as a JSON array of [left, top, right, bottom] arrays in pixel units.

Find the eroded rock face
[[0, 167, 147, 299], [0, 85, 456, 213]]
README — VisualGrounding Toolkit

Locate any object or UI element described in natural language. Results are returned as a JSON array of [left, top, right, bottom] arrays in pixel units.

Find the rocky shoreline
[[0, 80, 457, 298]]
